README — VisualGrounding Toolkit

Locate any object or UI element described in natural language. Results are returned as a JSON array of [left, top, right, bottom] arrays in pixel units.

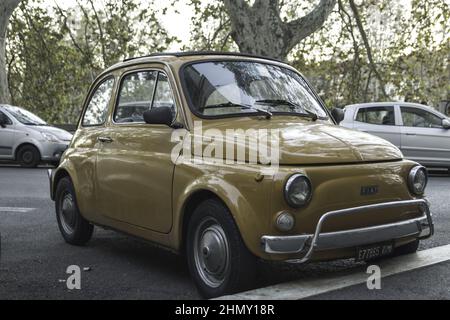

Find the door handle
[[98, 136, 113, 143], [405, 133, 416, 136]]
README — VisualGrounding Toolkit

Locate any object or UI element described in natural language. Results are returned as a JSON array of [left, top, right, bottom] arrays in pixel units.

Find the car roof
[[345, 102, 448, 118], [98, 51, 292, 79], [0, 104, 18, 111], [345, 102, 430, 109], [0, 104, 27, 111], [123, 51, 285, 63]]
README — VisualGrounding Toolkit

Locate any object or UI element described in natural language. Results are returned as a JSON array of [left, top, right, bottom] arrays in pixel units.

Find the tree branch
[[253, 0, 280, 12], [286, 0, 337, 51], [222, 0, 251, 39], [54, 1, 86, 56], [88, 0, 107, 67], [348, 0, 389, 99]]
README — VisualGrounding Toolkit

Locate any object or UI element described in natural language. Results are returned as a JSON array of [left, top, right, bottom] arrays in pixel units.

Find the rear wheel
[[17, 145, 40, 168], [55, 177, 93, 245], [186, 199, 256, 298]]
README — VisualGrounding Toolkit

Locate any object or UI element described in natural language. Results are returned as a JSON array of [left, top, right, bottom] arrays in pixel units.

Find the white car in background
[[0, 105, 73, 167], [341, 102, 450, 171]]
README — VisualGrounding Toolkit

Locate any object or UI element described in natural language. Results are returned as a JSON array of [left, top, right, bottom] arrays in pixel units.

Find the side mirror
[[442, 118, 450, 129], [331, 108, 345, 124], [143, 107, 177, 127]]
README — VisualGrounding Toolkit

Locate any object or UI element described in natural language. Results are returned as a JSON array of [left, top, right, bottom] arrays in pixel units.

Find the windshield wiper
[[200, 102, 272, 119], [256, 99, 319, 121]]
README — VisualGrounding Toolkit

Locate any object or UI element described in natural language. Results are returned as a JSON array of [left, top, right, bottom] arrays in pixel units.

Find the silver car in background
[[341, 102, 450, 170], [0, 105, 72, 167]]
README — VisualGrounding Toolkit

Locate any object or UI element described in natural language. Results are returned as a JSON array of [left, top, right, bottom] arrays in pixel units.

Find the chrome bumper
[[261, 199, 434, 263]]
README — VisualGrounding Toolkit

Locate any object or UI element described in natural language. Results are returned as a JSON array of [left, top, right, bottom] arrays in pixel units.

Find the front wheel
[[17, 145, 40, 168], [55, 177, 94, 245], [186, 199, 256, 298]]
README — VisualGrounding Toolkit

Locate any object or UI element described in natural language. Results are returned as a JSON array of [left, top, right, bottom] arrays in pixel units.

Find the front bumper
[[39, 141, 69, 161], [261, 199, 433, 263]]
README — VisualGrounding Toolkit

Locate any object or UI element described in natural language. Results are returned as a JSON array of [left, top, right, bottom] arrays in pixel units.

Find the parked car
[[48, 52, 433, 298], [0, 105, 73, 167], [341, 102, 450, 170]]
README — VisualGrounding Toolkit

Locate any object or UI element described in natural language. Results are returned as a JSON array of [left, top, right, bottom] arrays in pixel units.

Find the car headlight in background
[[408, 165, 428, 195], [284, 173, 312, 208], [41, 132, 60, 142]]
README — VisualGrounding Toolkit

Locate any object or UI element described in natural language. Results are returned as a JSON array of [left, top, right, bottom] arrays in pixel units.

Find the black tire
[[393, 239, 419, 256], [55, 177, 93, 245], [17, 145, 40, 168], [50, 160, 60, 168], [186, 199, 256, 298]]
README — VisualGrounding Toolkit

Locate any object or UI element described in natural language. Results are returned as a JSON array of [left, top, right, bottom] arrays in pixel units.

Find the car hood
[[31, 125, 73, 142], [192, 117, 403, 165]]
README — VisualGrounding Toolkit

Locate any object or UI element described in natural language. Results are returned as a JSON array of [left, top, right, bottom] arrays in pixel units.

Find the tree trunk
[[0, 0, 21, 104], [223, 0, 337, 61]]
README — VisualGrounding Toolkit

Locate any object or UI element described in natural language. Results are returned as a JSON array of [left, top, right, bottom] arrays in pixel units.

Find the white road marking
[[0, 207, 36, 213], [216, 244, 450, 300]]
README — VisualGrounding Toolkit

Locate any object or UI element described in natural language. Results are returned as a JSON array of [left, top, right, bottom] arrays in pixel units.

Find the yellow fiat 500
[[49, 52, 433, 298]]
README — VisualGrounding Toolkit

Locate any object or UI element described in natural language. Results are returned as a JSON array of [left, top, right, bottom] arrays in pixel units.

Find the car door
[[96, 68, 180, 233], [73, 76, 116, 219], [0, 111, 15, 159], [400, 106, 450, 166], [352, 105, 401, 148]]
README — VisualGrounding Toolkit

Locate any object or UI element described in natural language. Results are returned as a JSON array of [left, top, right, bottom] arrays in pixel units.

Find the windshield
[[182, 61, 329, 119], [5, 106, 47, 125]]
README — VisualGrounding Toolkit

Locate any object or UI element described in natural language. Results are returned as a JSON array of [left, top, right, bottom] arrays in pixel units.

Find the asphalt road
[[0, 166, 449, 300], [308, 261, 450, 300]]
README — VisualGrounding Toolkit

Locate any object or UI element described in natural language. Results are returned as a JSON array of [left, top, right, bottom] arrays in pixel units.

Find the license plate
[[356, 242, 393, 262]]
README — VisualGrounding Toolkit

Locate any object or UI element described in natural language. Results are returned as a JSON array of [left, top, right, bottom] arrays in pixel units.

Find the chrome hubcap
[[60, 193, 76, 234], [23, 151, 33, 163], [194, 218, 230, 288]]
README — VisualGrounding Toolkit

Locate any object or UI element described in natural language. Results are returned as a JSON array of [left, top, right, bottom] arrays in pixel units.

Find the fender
[[13, 137, 44, 159], [171, 164, 272, 256], [51, 151, 96, 222]]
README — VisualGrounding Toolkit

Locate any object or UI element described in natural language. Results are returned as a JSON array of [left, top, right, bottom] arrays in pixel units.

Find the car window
[[183, 61, 328, 118], [356, 106, 395, 125], [401, 107, 442, 128], [82, 77, 115, 126], [0, 111, 13, 125], [4, 107, 46, 125], [152, 73, 176, 117], [114, 71, 157, 123]]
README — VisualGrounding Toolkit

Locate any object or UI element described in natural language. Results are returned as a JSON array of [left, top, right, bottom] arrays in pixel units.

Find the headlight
[[41, 132, 60, 142], [408, 165, 428, 195], [284, 173, 312, 208]]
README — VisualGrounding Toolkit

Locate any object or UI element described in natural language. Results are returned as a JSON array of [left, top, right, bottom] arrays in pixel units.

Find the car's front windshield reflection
[[183, 61, 329, 119], [6, 106, 47, 125]]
